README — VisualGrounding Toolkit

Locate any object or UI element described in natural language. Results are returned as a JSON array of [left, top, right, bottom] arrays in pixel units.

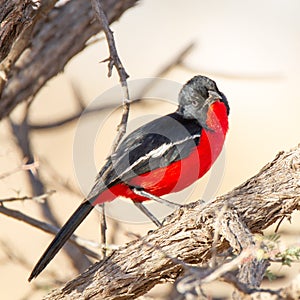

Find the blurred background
[[1, 0, 300, 299]]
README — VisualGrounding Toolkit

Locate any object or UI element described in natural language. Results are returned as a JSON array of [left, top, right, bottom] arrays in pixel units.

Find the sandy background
[[1, 0, 300, 299]]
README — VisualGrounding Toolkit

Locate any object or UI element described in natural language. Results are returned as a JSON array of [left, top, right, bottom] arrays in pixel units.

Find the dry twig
[[90, 0, 133, 256], [91, 0, 130, 152], [29, 42, 195, 132], [0, 190, 55, 203], [0, 205, 101, 260]]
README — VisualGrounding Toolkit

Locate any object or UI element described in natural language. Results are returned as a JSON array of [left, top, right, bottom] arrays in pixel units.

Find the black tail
[[28, 201, 93, 281]]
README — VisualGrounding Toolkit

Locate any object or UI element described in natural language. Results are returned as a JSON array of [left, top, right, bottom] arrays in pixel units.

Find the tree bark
[[43, 145, 300, 299], [0, 0, 138, 119]]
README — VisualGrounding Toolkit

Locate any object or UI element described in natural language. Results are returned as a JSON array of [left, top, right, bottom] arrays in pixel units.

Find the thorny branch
[[90, 0, 132, 256], [91, 0, 130, 153]]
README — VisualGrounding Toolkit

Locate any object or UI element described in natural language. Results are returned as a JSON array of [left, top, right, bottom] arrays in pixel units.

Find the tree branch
[[0, 0, 138, 120], [43, 145, 300, 299], [8, 104, 93, 273], [0, 190, 55, 203], [0, 204, 101, 260], [91, 0, 131, 153], [90, 0, 133, 256], [28, 42, 195, 131]]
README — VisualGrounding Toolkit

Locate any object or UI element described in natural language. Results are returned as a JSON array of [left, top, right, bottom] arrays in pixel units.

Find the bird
[[28, 75, 230, 281]]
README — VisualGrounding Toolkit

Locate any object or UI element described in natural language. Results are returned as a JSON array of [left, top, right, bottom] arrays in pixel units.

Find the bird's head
[[177, 75, 229, 126]]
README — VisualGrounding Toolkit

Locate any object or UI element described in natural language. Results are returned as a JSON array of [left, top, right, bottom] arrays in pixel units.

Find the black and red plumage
[[29, 75, 230, 281]]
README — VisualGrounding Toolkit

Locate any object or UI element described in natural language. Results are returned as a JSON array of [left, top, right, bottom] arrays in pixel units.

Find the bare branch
[[8, 103, 94, 272], [91, 0, 131, 153], [0, 158, 37, 180], [0, 190, 55, 203], [29, 42, 195, 131], [90, 0, 133, 256], [0, 0, 138, 120], [43, 144, 300, 299], [91, 0, 129, 83], [0, 204, 101, 260], [29, 105, 116, 131]]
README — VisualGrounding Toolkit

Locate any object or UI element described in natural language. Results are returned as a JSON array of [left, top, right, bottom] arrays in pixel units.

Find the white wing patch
[[150, 143, 172, 158], [119, 133, 201, 177]]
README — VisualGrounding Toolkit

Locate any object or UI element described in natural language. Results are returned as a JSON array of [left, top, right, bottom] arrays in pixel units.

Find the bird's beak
[[208, 90, 222, 102], [203, 91, 222, 110], [198, 91, 223, 130]]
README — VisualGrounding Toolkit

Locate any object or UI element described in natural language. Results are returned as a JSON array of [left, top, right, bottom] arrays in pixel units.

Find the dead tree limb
[[0, 0, 138, 120], [43, 145, 300, 299]]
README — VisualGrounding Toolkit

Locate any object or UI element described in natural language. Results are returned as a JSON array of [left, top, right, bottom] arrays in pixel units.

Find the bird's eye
[[191, 99, 198, 107]]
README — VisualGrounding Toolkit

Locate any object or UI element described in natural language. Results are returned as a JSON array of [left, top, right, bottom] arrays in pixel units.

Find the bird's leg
[[131, 187, 182, 209], [99, 203, 107, 257], [133, 201, 162, 227]]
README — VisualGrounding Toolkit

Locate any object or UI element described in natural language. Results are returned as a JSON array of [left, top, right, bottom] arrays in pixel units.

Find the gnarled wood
[[43, 145, 300, 299]]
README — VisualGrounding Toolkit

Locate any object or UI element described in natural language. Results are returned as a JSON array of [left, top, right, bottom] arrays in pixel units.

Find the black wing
[[98, 112, 203, 188]]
